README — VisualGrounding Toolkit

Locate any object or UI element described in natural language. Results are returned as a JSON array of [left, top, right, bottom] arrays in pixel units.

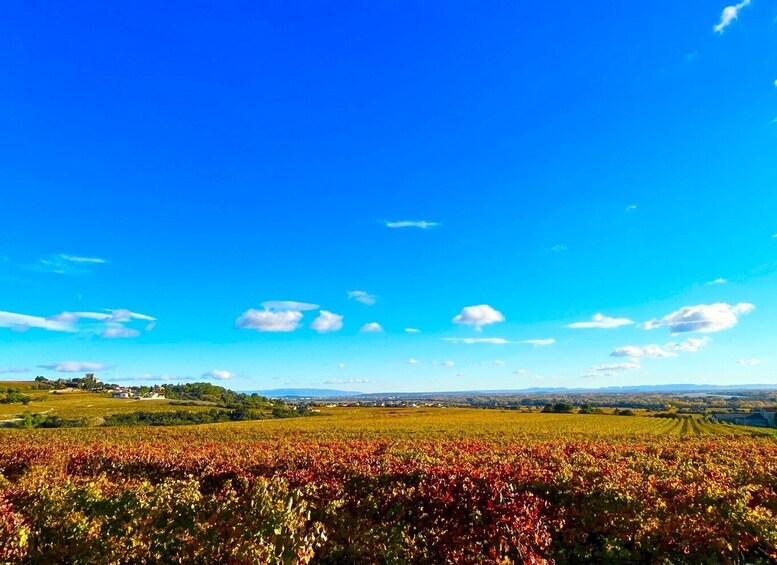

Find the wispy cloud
[[384, 220, 440, 229], [0, 310, 77, 333], [30, 253, 107, 274], [610, 345, 676, 359], [665, 337, 711, 352], [100, 326, 141, 339], [737, 358, 759, 366], [406, 358, 420, 365], [521, 339, 555, 346], [590, 362, 640, 372], [0, 367, 30, 374], [714, 0, 750, 33], [324, 378, 372, 384], [405, 327, 421, 333], [50, 309, 156, 323], [640, 303, 754, 333], [347, 291, 377, 305], [202, 369, 235, 380], [625, 205, 638, 212], [705, 278, 728, 286], [59, 254, 106, 264], [42, 309, 156, 338], [493, 360, 505, 366], [567, 313, 634, 329], [582, 371, 617, 378], [443, 337, 510, 345], [310, 310, 344, 333], [452, 304, 505, 331], [38, 361, 114, 373]]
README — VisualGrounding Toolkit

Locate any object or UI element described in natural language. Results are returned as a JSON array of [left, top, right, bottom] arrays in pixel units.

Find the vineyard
[[0, 408, 775, 563]]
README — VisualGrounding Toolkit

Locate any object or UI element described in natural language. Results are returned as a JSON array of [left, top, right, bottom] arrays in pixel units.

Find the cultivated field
[[0, 404, 775, 563]]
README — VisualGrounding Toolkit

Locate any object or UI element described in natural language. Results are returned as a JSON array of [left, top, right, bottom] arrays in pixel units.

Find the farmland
[[0, 400, 776, 563]]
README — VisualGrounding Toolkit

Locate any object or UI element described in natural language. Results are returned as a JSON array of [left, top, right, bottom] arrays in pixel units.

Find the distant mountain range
[[248, 388, 365, 398], [244, 383, 777, 398]]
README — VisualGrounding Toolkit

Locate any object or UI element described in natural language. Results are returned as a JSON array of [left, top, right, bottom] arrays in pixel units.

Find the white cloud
[[625, 205, 638, 212], [442, 360, 455, 367], [443, 337, 510, 344], [38, 361, 113, 373], [260, 301, 319, 312], [610, 337, 710, 360], [202, 369, 235, 380], [0, 367, 30, 374], [590, 362, 640, 371], [543, 244, 567, 253], [714, 0, 750, 33], [514, 368, 526, 374], [0, 310, 76, 333], [310, 310, 344, 333], [452, 304, 505, 330], [384, 220, 440, 229], [347, 291, 376, 305], [406, 358, 420, 365], [493, 360, 505, 365], [338, 363, 346, 369], [641, 303, 754, 333], [100, 326, 141, 339], [405, 328, 421, 333], [706, 278, 728, 286], [236, 309, 303, 332], [521, 339, 555, 346], [235, 299, 317, 333], [737, 358, 759, 366], [567, 313, 634, 329], [360, 322, 383, 333]]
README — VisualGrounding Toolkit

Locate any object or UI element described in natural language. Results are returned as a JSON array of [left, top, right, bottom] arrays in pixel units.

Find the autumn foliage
[[0, 424, 775, 564]]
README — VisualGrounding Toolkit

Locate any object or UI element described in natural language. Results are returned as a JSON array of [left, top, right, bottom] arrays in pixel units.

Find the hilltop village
[[33, 374, 166, 400]]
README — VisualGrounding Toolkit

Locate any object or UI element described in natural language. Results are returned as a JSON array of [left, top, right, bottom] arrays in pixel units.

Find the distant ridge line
[[244, 383, 777, 398]]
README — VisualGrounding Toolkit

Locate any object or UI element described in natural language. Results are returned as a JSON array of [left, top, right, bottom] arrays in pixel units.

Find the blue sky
[[1, 1, 776, 391]]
